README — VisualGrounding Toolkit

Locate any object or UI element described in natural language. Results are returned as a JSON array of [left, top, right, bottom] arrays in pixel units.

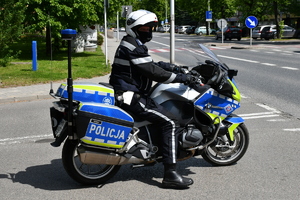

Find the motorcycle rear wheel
[[202, 123, 249, 166], [62, 139, 121, 185]]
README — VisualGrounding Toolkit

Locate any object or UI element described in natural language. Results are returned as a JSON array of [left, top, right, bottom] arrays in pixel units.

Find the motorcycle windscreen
[[76, 102, 134, 148]]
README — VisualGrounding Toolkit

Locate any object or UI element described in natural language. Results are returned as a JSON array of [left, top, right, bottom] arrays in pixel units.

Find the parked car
[[252, 25, 270, 39], [178, 25, 191, 34], [195, 26, 211, 35], [260, 25, 296, 40], [157, 25, 170, 32], [185, 26, 196, 34], [215, 26, 242, 41]]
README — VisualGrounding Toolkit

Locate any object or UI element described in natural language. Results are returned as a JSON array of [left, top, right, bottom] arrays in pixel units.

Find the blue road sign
[[206, 11, 212, 21], [245, 16, 258, 29]]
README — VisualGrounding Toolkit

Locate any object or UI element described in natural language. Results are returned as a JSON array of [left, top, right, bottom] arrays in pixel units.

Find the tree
[[175, 0, 238, 27], [0, 0, 26, 66], [285, 0, 300, 29], [234, 0, 273, 22], [273, 0, 291, 38], [23, 0, 127, 55], [132, 0, 169, 24]]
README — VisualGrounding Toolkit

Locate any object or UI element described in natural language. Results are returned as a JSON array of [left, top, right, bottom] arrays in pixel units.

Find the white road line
[[156, 48, 169, 52], [239, 111, 277, 117], [283, 128, 300, 132], [150, 44, 297, 71], [151, 40, 170, 47], [0, 134, 52, 145], [261, 63, 277, 66], [256, 103, 281, 113], [239, 103, 282, 120], [267, 119, 289, 122], [242, 114, 280, 119], [240, 94, 249, 98], [281, 67, 298, 70], [218, 55, 259, 63]]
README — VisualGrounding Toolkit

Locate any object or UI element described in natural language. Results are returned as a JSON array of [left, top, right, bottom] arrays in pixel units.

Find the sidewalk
[[0, 33, 169, 104]]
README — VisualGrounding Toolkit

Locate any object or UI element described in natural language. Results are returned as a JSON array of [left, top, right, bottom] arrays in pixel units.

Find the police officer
[[109, 10, 195, 189]]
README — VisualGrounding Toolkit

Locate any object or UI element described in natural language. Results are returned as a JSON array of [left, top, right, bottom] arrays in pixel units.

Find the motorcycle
[[49, 44, 249, 185]]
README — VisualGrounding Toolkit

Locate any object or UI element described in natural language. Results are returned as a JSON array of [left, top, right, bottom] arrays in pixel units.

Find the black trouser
[[117, 92, 181, 164]]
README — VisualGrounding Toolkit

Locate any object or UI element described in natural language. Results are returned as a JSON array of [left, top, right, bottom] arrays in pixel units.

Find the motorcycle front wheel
[[62, 139, 121, 185], [202, 123, 249, 166]]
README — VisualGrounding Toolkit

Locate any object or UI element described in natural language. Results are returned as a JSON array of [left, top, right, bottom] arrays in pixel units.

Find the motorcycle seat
[[98, 82, 113, 89]]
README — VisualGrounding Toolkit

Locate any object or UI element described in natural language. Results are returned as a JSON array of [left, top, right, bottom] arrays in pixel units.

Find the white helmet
[[126, 10, 158, 43]]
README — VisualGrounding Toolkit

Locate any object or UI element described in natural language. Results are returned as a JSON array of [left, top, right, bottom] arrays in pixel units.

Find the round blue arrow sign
[[245, 16, 258, 28]]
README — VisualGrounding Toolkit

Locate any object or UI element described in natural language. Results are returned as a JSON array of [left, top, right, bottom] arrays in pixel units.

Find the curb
[[0, 95, 52, 104]]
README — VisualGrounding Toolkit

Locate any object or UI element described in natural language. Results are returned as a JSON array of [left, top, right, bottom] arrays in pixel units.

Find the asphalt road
[[1, 33, 300, 200]]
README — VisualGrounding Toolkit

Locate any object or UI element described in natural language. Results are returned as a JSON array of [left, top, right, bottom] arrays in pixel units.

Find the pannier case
[[76, 102, 134, 149], [55, 82, 115, 105]]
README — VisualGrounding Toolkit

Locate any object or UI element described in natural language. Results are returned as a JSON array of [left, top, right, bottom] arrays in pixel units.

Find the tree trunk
[[46, 26, 52, 58], [273, 1, 280, 39]]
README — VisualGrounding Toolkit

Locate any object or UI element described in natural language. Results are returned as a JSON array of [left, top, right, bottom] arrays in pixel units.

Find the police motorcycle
[[50, 37, 249, 185]]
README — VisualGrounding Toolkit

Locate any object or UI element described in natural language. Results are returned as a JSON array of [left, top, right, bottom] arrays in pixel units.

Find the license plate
[[85, 119, 131, 145]]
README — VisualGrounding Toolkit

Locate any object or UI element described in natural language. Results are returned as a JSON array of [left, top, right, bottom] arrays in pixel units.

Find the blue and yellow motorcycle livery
[[50, 44, 249, 185]]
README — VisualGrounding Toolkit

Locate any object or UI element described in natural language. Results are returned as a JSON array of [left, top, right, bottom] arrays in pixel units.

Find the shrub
[[97, 33, 104, 45]]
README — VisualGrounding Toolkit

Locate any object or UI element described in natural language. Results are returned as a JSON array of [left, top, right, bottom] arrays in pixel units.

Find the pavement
[[1, 34, 299, 104]]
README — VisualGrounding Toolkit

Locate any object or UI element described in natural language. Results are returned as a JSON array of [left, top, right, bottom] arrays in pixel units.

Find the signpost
[[217, 19, 227, 43], [245, 16, 258, 46]]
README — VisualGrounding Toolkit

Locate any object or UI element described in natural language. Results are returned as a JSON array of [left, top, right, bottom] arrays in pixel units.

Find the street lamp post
[[170, 0, 175, 64]]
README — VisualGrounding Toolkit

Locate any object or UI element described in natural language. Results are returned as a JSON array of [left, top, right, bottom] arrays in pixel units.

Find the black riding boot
[[162, 163, 193, 189]]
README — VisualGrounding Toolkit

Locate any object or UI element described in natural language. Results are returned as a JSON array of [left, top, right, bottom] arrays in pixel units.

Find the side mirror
[[228, 69, 238, 79]]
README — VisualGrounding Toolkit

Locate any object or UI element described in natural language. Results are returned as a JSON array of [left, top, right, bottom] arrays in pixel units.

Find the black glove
[[185, 74, 198, 85], [172, 73, 204, 86], [172, 65, 189, 74]]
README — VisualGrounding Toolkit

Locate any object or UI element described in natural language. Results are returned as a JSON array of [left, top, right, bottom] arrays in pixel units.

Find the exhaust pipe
[[77, 146, 147, 165]]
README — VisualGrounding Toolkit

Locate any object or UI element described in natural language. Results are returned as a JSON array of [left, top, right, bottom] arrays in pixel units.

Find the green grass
[[0, 35, 110, 88]]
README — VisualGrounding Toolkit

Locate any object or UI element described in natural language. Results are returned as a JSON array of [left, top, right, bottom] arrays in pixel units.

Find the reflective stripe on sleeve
[[114, 58, 130, 66], [163, 73, 177, 84], [131, 56, 153, 65], [120, 41, 136, 51]]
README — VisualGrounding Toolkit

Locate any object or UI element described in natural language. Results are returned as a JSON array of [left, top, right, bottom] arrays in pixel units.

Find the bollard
[[32, 41, 37, 71]]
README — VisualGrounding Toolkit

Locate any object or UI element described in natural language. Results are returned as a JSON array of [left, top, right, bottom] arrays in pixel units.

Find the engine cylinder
[[181, 125, 203, 148]]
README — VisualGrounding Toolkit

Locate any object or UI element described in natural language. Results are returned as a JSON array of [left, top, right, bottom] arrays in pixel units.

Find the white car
[[195, 26, 212, 35], [260, 25, 296, 40], [252, 25, 270, 39], [178, 25, 191, 34]]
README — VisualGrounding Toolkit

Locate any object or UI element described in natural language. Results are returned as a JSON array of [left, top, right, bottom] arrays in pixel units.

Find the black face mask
[[136, 29, 152, 43]]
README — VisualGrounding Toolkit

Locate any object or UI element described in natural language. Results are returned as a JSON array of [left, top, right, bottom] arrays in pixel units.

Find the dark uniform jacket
[[109, 35, 185, 95]]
